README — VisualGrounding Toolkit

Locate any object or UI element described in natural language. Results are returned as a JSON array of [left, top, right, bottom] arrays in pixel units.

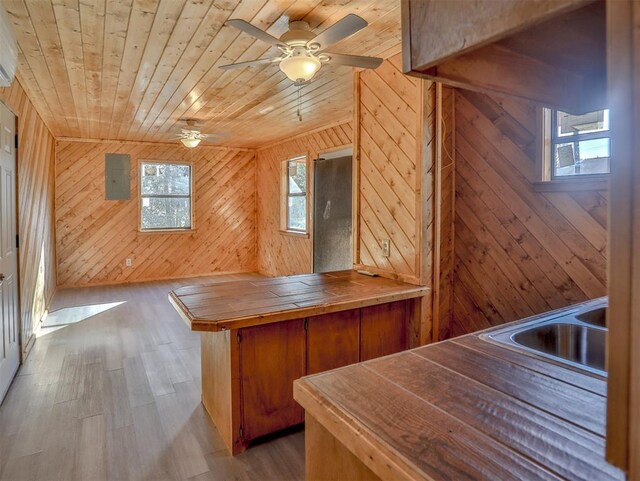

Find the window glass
[[288, 161, 307, 194], [553, 139, 610, 177], [140, 162, 192, 230], [285, 158, 307, 232], [141, 163, 190, 196], [287, 196, 306, 231], [556, 110, 609, 137], [551, 109, 610, 178]]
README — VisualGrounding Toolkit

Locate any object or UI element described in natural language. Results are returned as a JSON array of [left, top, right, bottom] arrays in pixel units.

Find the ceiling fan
[[220, 14, 383, 84], [174, 120, 229, 149]]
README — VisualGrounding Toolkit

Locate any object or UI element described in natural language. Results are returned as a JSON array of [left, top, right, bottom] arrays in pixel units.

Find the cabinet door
[[307, 310, 360, 375], [239, 319, 306, 441], [360, 301, 408, 361]]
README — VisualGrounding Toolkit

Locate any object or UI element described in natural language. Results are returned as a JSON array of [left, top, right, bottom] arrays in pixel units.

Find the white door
[[0, 101, 19, 403]]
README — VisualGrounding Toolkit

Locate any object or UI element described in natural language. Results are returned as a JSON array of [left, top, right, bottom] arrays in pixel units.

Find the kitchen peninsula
[[294, 309, 624, 481], [169, 270, 426, 454]]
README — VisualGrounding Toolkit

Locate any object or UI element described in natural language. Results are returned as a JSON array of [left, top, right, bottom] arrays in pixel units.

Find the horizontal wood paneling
[[6, 0, 401, 148], [448, 90, 608, 338], [256, 122, 352, 277], [0, 78, 56, 355], [55, 141, 257, 287]]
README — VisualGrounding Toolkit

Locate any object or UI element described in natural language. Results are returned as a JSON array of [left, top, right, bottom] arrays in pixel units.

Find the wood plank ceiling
[[4, 0, 401, 148]]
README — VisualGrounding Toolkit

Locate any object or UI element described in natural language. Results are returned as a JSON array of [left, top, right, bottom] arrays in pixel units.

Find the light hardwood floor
[[0, 274, 305, 481]]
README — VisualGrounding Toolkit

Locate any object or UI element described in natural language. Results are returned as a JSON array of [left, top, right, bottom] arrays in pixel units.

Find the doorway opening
[[0, 100, 20, 404], [312, 147, 353, 273]]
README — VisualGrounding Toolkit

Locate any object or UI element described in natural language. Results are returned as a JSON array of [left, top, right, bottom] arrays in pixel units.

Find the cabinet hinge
[[236, 333, 241, 344], [303, 319, 308, 331], [15, 234, 19, 249], [14, 134, 18, 149]]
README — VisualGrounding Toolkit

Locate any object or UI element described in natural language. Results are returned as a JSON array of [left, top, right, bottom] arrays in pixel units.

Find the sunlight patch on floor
[[36, 301, 125, 337]]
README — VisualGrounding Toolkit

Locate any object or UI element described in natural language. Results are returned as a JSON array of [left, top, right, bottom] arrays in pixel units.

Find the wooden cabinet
[[360, 301, 408, 361], [239, 319, 306, 441], [201, 300, 411, 454], [306, 310, 360, 375], [401, 0, 606, 114]]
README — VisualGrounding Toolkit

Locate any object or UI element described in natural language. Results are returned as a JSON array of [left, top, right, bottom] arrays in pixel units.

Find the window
[[544, 107, 610, 179], [282, 156, 307, 233], [140, 162, 192, 230]]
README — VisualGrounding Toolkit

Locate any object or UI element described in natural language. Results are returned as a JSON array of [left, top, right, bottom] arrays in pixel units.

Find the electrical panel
[[105, 153, 131, 200]]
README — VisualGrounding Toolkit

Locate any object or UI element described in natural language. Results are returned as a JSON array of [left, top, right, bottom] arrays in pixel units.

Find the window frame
[[138, 160, 194, 233], [535, 107, 610, 191], [280, 155, 309, 235]]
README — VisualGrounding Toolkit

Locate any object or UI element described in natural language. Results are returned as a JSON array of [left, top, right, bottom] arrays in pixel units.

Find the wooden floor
[[0, 274, 305, 481]]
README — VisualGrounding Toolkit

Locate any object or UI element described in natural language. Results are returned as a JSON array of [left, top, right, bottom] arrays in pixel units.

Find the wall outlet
[[381, 239, 391, 258], [125, 258, 132, 267]]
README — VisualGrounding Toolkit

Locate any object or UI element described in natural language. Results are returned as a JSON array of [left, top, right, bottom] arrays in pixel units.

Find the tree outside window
[[284, 157, 307, 232], [140, 162, 192, 230]]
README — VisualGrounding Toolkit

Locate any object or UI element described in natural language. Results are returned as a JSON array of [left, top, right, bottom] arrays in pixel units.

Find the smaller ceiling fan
[[174, 120, 229, 149], [220, 14, 383, 84]]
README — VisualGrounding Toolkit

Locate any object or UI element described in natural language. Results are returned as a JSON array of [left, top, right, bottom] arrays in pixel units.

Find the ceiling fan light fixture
[[279, 51, 321, 83], [181, 137, 201, 149]]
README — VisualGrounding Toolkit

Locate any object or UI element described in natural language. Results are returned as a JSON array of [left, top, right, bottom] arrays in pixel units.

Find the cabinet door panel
[[360, 301, 408, 361], [307, 310, 360, 375], [239, 319, 306, 441]]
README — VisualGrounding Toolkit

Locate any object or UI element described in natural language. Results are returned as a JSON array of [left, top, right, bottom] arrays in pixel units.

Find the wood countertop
[[169, 270, 427, 332], [294, 328, 625, 481]]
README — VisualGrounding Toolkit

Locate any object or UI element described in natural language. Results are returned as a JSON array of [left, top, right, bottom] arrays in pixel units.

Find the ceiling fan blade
[[198, 132, 231, 141], [226, 19, 286, 48], [307, 14, 367, 51], [219, 57, 282, 70], [324, 52, 383, 69]]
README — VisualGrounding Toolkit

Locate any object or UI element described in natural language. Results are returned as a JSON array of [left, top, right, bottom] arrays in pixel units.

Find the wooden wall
[[55, 141, 257, 287], [353, 55, 428, 284], [0, 79, 57, 355], [256, 122, 352, 277], [353, 55, 457, 344], [351, 54, 463, 345], [447, 89, 608, 338], [433, 87, 456, 341]]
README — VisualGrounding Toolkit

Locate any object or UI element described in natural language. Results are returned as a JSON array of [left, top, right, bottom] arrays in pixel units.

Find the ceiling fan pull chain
[[297, 84, 302, 122]]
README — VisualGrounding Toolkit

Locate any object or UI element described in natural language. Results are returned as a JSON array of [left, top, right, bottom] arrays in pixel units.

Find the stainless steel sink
[[480, 298, 607, 376], [575, 306, 606, 327]]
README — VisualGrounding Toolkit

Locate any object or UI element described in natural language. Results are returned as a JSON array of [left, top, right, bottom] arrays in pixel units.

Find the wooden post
[[605, 0, 640, 476]]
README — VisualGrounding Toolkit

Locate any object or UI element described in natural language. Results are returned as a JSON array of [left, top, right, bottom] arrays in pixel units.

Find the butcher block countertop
[[168, 270, 427, 332], [294, 330, 625, 481]]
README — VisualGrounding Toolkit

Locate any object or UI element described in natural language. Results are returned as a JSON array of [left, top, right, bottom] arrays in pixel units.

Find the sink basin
[[575, 306, 606, 327], [480, 298, 607, 376], [512, 322, 606, 372]]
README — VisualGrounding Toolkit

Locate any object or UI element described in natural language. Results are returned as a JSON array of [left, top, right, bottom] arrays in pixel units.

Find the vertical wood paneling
[[256, 122, 352, 277], [0, 78, 57, 355], [449, 90, 608, 338], [55, 141, 257, 286], [434, 87, 456, 341]]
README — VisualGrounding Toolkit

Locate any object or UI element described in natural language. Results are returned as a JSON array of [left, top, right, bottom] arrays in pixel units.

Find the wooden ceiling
[[4, 0, 401, 148]]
